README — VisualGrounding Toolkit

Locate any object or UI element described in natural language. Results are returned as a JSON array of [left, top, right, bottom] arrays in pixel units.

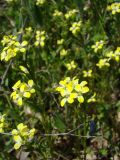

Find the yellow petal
[[17, 97, 23, 106], [81, 87, 89, 93], [20, 48, 26, 53], [59, 80, 66, 86], [20, 84, 26, 92], [13, 135, 22, 142], [17, 123, 28, 132], [19, 66, 29, 74], [75, 84, 81, 92], [70, 93, 78, 99], [78, 96, 84, 103], [12, 129, 18, 135], [80, 81, 87, 87], [14, 143, 22, 150], [60, 98, 67, 107], [23, 92, 31, 98], [30, 89, 35, 93], [67, 97, 74, 104], [12, 80, 21, 90], [21, 41, 28, 46], [28, 80, 34, 87], [66, 83, 73, 92]]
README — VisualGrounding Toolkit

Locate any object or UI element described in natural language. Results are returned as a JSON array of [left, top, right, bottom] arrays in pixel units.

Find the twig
[[1, 60, 12, 86], [40, 124, 83, 137], [0, 132, 12, 136], [41, 133, 102, 138], [0, 123, 102, 139]]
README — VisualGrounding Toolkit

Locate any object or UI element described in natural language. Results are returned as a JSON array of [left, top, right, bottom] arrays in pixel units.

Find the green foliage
[[0, 0, 120, 159]]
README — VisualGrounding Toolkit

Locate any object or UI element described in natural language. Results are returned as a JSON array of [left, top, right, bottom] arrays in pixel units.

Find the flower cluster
[[1, 35, 28, 61], [65, 9, 78, 19], [107, 2, 120, 15], [66, 61, 77, 70], [91, 40, 104, 53], [34, 30, 46, 47], [83, 70, 92, 77], [106, 47, 120, 62], [96, 58, 110, 69], [36, 0, 45, 6], [12, 123, 35, 150], [56, 77, 89, 107], [53, 10, 63, 17], [0, 114, 6, 133], [11, 80, 35, 106], [96, 47, 120, 69], [69, 21, 82, 36]]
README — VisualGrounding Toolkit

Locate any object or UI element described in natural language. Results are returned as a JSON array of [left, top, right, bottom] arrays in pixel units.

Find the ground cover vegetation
[[0, 0, 120, 159]]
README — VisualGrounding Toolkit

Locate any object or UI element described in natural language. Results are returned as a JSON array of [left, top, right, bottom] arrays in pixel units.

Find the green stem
[[83, 106, 87, 160]]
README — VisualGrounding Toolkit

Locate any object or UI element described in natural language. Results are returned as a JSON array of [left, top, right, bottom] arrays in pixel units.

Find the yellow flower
[[57, 39, 64, 45], [106, 51, 114, 59], [0, 35, 28, 61], [17, 123, 28, 134], [66, 61, 77, 70], [91, 40, 104, 53], [69, 21, 82, 36], [56, 77, 89, 107], [96, 59, 110, 68], [83, 70, 92, 77], [106, 48, 120, 62], [12, 123, 36, 150], [36, 0, 45, 5], [107, 3, 120, 15], [53, 10, 63, 17], [34, 30, 46, 47], [11, 80, 35, 106], [65, 9, 78, 19], [1, 35, 17, 46], [60, 49, 68, 57]]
